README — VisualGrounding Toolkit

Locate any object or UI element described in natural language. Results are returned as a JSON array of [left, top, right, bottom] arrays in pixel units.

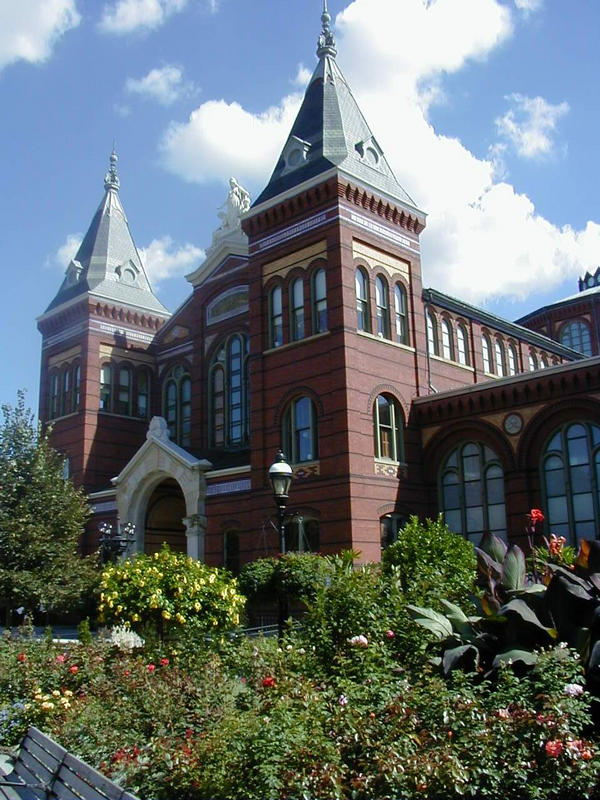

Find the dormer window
[[281, 135, 311, 174], [355, 136, 384, 169]]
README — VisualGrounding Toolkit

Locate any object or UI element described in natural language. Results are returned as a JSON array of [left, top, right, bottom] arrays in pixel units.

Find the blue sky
[[1, 0, 599, 413]]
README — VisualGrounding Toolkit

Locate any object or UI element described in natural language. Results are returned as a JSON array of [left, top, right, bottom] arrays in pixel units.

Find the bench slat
[[23, 731, 66, 764], [58, 755, 124, 800], [22, 739, 64, 774], [13, 749, 55, 785]]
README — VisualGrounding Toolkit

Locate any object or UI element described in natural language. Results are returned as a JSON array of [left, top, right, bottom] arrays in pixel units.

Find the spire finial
[[317, 0, 337, 58], [104, 146, 120, 192]]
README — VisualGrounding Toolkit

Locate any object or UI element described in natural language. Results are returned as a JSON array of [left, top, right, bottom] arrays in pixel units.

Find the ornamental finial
[[317, 0, 337, 58], [104, 146, 120, 192]]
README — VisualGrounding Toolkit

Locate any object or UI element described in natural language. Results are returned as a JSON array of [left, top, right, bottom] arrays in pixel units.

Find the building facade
[[38, 8, 600, 568]]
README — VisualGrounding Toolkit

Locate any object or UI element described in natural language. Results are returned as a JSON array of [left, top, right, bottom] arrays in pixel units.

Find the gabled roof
[[44, 151, 169, 317], [252, 5, 420, 213]]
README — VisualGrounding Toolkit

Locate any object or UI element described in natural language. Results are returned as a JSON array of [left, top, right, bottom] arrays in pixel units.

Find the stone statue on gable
[[207, 177, 251, 254]]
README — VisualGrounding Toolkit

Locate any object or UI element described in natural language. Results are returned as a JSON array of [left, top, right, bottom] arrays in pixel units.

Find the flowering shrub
[[98, 545, 245, 638]]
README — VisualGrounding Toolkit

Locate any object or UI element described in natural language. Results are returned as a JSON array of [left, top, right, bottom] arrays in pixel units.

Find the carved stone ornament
[[207, 178, 251, 253], [147, 416, 170, 442]]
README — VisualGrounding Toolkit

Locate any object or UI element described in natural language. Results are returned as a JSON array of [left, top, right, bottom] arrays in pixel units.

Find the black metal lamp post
[[98, 521, 136, 565], [268, 450, 293, 554]]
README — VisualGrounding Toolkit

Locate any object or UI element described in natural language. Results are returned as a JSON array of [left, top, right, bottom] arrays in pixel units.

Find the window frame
[[269, 285, 283, 348], [482, 333, 492, 373], [456, 323, 469, 366], [373, 393, 404, 463], [426, 310, 439, 356], [355, 267, 371, 333], [282, 395, 319, 464], [394, 283, 409, 345], [441, 318, 454, 361], [375, 275, 391, 339], [312, 267, 327, 335]]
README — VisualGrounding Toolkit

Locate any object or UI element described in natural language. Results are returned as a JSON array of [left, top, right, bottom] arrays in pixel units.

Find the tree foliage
[[0, 392, 96, 619]]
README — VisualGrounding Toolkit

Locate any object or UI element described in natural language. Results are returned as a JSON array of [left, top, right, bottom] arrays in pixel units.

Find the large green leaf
[[501, 598, 556, 644], [503, 545, 526, 591], [406, 604, 453, 639], [492, 649, 538, 669], [478, 532, 507, 564], [442, 644, 479, 675], [439, 599, 478, 639]]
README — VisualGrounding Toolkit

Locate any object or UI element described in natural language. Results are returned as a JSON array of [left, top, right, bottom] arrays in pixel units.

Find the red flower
[[16, 653, 27, 663], [124, 669, 131, 676], [147, 663, 156, 673], [545, 739, 564, 758], [56, 654, 66, 663], [530, 509, 545, 524], [262, 676, 276, 688], [69, 665, 78, 674], [385, 629, 395, 639], [160, 657, 169, 666]]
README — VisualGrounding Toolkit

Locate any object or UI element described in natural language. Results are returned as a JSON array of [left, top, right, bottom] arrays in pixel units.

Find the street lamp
[[98, 521, 136, 565], [268, 450, 293, 554]]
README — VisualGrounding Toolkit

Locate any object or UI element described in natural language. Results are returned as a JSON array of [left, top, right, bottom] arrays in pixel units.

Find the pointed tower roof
[[44, 150, 169, 317], [253, 3, 418, 211]]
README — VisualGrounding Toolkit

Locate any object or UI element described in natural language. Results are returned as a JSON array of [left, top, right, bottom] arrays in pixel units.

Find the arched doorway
[[144, 478, 187, 553]]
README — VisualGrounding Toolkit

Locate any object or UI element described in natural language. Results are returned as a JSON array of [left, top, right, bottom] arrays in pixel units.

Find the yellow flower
[[41, 701, 55, 712], [162, 610, 172, 620], [63, 690, 73, 697], [175, 613, 185, 624], [52, 690, 60, 698], [194, 601, 201, 612]]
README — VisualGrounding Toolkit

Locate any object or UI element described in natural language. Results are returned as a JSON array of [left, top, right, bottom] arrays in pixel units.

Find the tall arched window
[[560, 321, 592, 356], [541, 354, 549, 369], [494, 339, 505, 377], [269, 285, 283, 348], [375, 275, 390, 339], [528, 351, 538, 371], [542, 422, 600, 544], [373, 394, 403, 462], [59, 367, 70, 416], [507, 344, 518, 375], [48, 372, 59, 419], [224, 530, 240, 575], [456, 324, 469, 366], [282, 396, 318, 463], [394, 283, 409, 345], [100, 363, 113, 412], [312, 268, 327, 334], [355, 268, 370, 332], [209, 334, 249, 448], [71, 364, 81, 413], [136, 368, 150, 419], [426, 311, 439, 356], [440, 442, 506, 542], [482, 334, 492, 373], [441, 319, 454, 360], [117, 364, 132, 416], [290, 277, 305, 341], [287, 517, 320, 552], [162, 365, 192, 447]]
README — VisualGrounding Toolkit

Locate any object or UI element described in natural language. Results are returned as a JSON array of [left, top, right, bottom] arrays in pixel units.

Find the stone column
[[183, 514, 208, 561]]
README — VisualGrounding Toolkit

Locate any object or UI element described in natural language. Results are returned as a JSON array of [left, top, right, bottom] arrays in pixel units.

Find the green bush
[[98, 545, 245, 638], [382, 515, 477, 607]]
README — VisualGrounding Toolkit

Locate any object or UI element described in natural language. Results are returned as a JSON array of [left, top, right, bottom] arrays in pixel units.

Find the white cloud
[[495, 93, 569, 159], [46, 233, 82, 271], [125, 65, 195, 106], [514, 0, 543, 13], [99, 0, 217, 35], [0, 0, 80, 71], [139, 236, 204, 285], [158, 0, 599, 305], [292, 64, 312, 88]]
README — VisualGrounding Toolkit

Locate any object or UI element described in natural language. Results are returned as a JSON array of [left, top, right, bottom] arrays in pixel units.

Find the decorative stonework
[[293, 462, 320, 480], [352, 240, 410, 281], [374, 461, 406, 479], [207, 178, 251, 254], [262, 240, 327, 283]]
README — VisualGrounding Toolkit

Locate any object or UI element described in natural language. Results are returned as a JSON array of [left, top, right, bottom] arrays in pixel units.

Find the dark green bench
[[0, 727, 139, 800]]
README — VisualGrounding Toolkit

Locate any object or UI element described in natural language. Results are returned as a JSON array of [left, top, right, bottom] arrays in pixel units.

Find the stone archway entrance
[[112, 417, 213, 560], [144, 478, 187, 553]]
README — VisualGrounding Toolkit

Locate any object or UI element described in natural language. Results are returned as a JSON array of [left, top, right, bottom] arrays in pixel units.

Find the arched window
[[100, 363, 113, 412], [373, 394, 403, 462], [482, 334, 492, 373], [209, 334, 249, 448], [394, 283, 409, 345], [380, 512, 405, 550], [290, 277, 305, 341], [224, 530, 240, 575], [560, 321, 592, 356], [426, 310, 439, 356], [136, 368, 150, 419], [59, 367, 70, 416], [542, 422, 600, 544], [162, 365, 192, 447], [507, 344, 518, 375], [282, 396, 318, 463], [117, 364, 132, 416], [48, 372, 59, 419], [541, 354, 549, 369], [269, 285, 283, 348], [441, 319, 454, 360], [287, 517, 320, 552], [375, 275, 390, 339], [528, 351, 538, 371], [355, 268, 370, 332], [456, 324, 469, 366], [494, 339, 505, 377], [312, 268, 327, 334], [440, 442, 506, 542], [71, 364, 81, 413]]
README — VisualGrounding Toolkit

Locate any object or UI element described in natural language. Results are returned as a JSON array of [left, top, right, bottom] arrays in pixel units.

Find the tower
[[37, 151, 170, 544], [243, 4, 428, 560]]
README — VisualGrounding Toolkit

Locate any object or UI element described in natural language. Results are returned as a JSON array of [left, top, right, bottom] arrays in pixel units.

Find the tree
[[0, 392, 97, 624]]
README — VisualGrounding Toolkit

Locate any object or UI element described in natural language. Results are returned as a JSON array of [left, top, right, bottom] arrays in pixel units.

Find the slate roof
[[253, 12, 420, 213], [44, 152, 169, 317]]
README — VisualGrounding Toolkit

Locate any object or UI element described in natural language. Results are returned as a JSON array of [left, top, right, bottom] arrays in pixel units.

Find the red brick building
[[38, 8, 600, 568]]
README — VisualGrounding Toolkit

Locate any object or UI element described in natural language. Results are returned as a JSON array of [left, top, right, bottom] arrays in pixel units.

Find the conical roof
[[253, 4, 419, 211], [44, 151, 169, 317]]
